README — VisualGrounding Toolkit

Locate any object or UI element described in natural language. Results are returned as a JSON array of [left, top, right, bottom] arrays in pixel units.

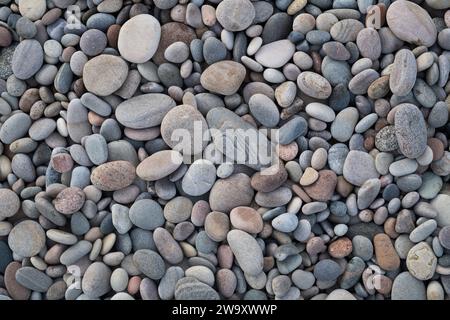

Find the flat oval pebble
[[227, 230, 263, 276], [182, 160, 216, 196], [81, 262, 112, 298], [297, 72, 332, 99], [390, 49, 417, 96], [255, 40, 295, 69], [386, 0, 437, 47], [343, 150, 379, 186], [230, 207, 263, 234], [0, 189, 20, 219], [54, 187, 85, 214], [12, 39, 43, 80], [249, 94, 280, 128], [116, 93, 176, 129], [15, 267, 52, 292], [136, 150, 183, 181], [118, 14, 161, 63], [394, 104, 427, 159], [161, 104, 208, 156], [90, 161, 136, 191]]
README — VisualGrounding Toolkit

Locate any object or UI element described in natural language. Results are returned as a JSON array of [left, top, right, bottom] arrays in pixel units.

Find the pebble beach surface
[[0, 0, 449, 301]]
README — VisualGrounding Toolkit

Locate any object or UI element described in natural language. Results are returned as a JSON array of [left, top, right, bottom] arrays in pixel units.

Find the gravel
[[0, 0, 449, 302]]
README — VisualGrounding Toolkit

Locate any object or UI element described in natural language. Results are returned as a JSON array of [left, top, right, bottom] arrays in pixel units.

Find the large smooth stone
[[118, 14, 161, 63]]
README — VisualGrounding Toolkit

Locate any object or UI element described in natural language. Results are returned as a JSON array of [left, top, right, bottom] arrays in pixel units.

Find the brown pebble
[[62, 46, 76, 63], [428, 138, 444, 161], [107, 24, 121, 48], [87, 111, 105, 126], [263, 256, 275, 272], [251, 164, 288, 193], [373, 233, 400, 271], [153, 22, 196, 65], [204, 211, 230, 242], [216, 269, 236, 298], [328, 237, 352, 258], [4, 262, 31, 300], [384, 217, 399, 239], [374, 274, 392, 295], [217, 245, 234, 269], [41, 8, 62, 25], [0, 27, 12, 47], [19, 89, 40, 113], [291, 184, 312, 203], [127, 276, 141, 295], [303, 170, 337, 201], [51, 153, 74, 173], [230, 206, 264, 234], [54, 187, 85, 214], [90, 161, 136, 191], [336, 176, 353, 197], [191, 200, 210, 227], [44, 244, 66, 265]]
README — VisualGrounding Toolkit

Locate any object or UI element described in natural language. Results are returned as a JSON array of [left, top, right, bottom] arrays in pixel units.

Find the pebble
[[406, 242, 437, 280], [116, 93, 175, 129], [303, 170, 337, 202], [331, 107, 359, 142], [249, 94, 279, 128], [374, 233, 400, 271], [386, 0, 437, 47], [0, 189, 20, 219], [118, 14, 161, 63], [90, 161, 136, 191], [54, 187, 85, 214], [136, 150, 183, 181], [209, 174, 254, 213], [343, 151, 379, 186], [230, 207, 263, 234], [410, 220, 437, 243], [394, 104, 428, 159], [133, 249, 166, 280], [129, 199, 164, 231], [313, 259, 342, 281], [200, 61, 246, 95], [297, 72, 332, 99], [392, 271, 426, 300], [255, 40, 295, 68], [390, 49, 417, 96], [15, 267, 52, 293], [153, 227, 183, 264], [216, 0, 255, 32], [83, 54, 128, 96], [227, 230, 263, 276], [12, 39, 43, 80], [174, 278, 219, 300], [82, 262, 112, 298], [8, 220, 45, 257], [205, 211, 230, 242]]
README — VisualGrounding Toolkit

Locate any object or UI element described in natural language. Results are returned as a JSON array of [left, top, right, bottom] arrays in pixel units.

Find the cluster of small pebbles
[[0, 0, 449, 301]]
